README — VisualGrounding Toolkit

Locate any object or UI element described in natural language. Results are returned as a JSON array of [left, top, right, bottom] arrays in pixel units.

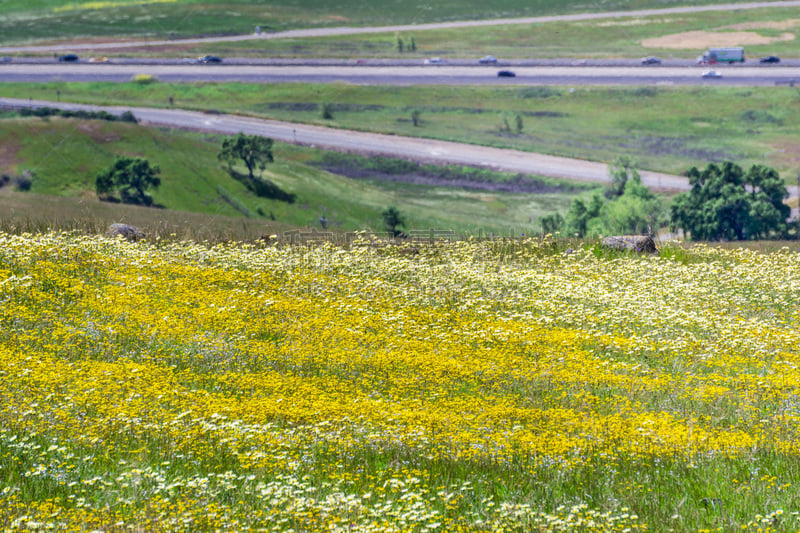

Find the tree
[[606, 155, 640, 199], [539, 212, 564, 234], [599, 174, 663, 235], [566, 194, 604, 237], [670, 161, 789, 241], [218, 133, 274, 179], [515, 114, 524, 134], [95, 156, 161, 205], [381, 206, 406, 237], [565, 172, 666, 238], [411, 109, 422, 127]]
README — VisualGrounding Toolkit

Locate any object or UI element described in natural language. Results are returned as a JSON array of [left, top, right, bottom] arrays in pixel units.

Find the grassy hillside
[[221, 6, 800, 61], [3, 82, 799, 178], [0, 115, 592, 235], [0, 0, 774, 46]]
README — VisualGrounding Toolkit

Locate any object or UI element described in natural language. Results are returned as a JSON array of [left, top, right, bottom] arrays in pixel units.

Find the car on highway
[[0, 57, 11, 63], [497, 70, 516, 77], [641, 56, 661, 65], [759, 56, 780, 63], [424, 57, 445, 64], [479, 55, 498, 64], [702, 70, 722, 78], [198, 55, 222, 64], [89, 56, 110, 63], [58, 54, 79, 62]]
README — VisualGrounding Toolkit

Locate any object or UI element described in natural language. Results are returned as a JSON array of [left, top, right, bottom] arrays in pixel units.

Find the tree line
[[541, 156, 794, 241]]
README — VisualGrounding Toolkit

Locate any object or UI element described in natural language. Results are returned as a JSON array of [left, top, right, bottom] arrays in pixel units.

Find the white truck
[[697, 47, 745, 64]]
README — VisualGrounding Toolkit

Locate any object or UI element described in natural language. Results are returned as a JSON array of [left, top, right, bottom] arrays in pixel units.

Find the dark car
[[198, 55, 223, 64], [759, 56, 780, 63], [497, 70, 516, 77], [58, 54, 79, 62]]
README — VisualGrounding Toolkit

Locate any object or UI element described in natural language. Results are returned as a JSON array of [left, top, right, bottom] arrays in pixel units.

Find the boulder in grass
[[600, 235, 657, 254], [106, 223, 144, 242]]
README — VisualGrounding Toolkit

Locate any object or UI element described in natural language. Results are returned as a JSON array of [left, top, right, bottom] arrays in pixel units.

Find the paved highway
[[2, 63, 799, 86]]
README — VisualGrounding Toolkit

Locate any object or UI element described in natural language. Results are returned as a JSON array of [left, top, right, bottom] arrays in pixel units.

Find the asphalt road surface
[[0, 96, 690, 192], [2, 63, 800, 86]]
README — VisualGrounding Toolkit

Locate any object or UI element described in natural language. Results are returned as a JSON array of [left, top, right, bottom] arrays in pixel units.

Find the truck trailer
[[698, 47, 745, 64]]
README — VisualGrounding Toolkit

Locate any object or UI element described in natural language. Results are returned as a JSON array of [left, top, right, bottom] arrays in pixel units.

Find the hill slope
[[0, 115, 592, 236]]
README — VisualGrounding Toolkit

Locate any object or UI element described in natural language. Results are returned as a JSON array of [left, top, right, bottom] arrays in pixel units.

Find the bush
[[13, 170, 33, 191], [120, 111, 138, 123]]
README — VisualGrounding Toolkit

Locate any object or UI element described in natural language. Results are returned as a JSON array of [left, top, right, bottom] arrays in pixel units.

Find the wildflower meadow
[[1, 231, 799, 531]]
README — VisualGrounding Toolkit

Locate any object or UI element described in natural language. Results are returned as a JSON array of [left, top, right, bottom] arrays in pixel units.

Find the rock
[[600, 235, 657, 254], [106, 223, 144, 242]]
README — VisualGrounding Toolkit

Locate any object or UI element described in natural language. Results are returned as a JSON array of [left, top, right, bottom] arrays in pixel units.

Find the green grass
[[3, 82, 800, 178], [186, 6, 800, 61], [0, 115, 590, 235], [0, 0, 771, 45]]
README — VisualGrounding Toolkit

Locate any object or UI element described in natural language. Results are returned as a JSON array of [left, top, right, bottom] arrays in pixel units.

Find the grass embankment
[[188, 6, 800, 61], [2, 82, 798, 177], [1, 232, 800, 530], [0, 115, 589, 236], [0, 0, 764, 46]]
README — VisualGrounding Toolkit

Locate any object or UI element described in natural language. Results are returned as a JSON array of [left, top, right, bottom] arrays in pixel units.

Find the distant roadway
[[0, 96, 690, 192], [2, 62, 800, 86]]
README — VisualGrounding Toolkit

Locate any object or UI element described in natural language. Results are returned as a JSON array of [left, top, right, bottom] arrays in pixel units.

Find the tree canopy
[[95, 156, 161, 206], [381, 206, 406, 237], [670, 162, 790, 241], [559, 157, 665, 238], [218, 133, 274, 179]]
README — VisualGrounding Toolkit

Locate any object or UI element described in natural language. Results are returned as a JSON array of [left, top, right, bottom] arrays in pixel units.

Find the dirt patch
[[771, 141, 800, 169], [0, 139, 22, 173], [722, 20, 800, 31], [318, 165, 582, 194], [325, 15, 349, 22], [643, 30, 795, 49], [74, 121, 122, 144]]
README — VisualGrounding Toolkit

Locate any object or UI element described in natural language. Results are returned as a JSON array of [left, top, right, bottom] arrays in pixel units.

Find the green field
[[2, 82, 799, 178], [0, 114, 591, 235], [0, 0, 779, 46], [179, 6, 800, 61]]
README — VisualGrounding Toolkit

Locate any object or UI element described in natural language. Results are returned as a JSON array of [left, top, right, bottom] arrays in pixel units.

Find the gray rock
[[600, 235, 657, 254], [106, 223, 144, 242]]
